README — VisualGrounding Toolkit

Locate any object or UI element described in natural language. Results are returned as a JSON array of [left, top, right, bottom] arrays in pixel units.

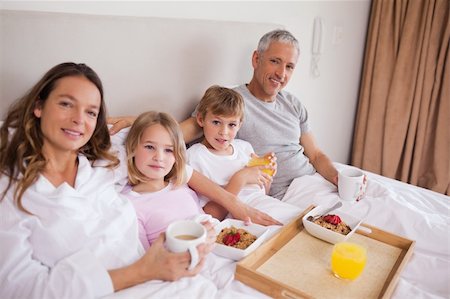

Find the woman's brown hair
[[0, 62, 119, 212]]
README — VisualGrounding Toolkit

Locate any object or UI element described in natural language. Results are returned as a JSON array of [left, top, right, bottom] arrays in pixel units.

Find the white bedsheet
[[105, 163, 449, 299]]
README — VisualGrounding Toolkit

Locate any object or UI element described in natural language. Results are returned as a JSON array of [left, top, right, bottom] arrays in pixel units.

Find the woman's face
[[33, 76, 101, 155]]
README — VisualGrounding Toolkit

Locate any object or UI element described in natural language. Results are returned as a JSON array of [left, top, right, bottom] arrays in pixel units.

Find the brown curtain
[[351, 0, 450, 195]]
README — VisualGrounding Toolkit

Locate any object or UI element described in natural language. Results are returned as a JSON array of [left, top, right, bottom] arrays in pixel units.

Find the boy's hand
[[233, 166, 272, 189], [261, 152, 278, 177]]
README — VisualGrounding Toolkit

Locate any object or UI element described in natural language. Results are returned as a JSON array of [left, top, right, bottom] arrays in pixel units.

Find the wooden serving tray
[[236, 205, 415, 299]]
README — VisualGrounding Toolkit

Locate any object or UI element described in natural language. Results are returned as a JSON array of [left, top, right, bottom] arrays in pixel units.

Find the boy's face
[[197, 112, 242, 154]]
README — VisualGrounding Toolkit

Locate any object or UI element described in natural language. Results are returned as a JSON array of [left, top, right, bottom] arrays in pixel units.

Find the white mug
[[165, 220, 207, 270], [338, 168, 367, 202]]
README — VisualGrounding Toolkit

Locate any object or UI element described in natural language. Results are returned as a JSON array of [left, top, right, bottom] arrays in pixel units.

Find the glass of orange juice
[[331, 242, 367, 280], [247, 155, 275, 176]]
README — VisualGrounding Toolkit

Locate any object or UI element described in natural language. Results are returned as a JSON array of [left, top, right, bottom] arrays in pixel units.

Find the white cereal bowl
[[213, 219, 270, 261], [302, 205, 362, 244]]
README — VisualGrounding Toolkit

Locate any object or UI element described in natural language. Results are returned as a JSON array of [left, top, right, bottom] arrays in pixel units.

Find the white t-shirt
[[186, 139, 265, 207]]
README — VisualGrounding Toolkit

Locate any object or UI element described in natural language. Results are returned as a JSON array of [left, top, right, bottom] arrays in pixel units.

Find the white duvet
[[106, 163, 450, 299]]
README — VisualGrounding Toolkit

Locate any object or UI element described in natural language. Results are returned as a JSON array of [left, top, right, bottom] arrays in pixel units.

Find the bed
[[1, 10, 449, 299], [100, 161, 450, 299]]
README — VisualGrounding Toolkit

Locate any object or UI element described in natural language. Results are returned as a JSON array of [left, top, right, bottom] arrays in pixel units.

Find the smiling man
[[185, 29, 338, 199], [109, 29, 338, 200]]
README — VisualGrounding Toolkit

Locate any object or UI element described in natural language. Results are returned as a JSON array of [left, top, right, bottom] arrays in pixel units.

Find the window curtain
[[351, 0, 449, 195]]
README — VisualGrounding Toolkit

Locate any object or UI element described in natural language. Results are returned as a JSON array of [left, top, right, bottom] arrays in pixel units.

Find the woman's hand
[[107, 116, 136, 135], [139, 234, 204, 281], [138, 223, 215, 283], [109, 233, 206, 291]]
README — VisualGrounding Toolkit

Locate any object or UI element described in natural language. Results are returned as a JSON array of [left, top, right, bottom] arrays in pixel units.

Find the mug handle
[[187, 245, 199, 270], [356, 174, 368, 202]]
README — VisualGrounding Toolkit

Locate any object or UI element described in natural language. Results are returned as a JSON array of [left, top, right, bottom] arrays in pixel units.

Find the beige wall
[[0, 1, 371, 164]]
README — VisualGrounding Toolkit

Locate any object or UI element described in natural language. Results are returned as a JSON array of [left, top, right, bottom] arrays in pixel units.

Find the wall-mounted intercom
[[312, 17, 323, 55], [310, 17, 323, 78]]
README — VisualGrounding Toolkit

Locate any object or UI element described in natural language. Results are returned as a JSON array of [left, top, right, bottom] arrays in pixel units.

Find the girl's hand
[[199, 220, 217, 254], [229, 200, 282, 226]]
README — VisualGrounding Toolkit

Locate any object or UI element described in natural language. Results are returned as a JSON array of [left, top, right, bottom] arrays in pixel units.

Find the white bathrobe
[[0, 155, 143, 299]]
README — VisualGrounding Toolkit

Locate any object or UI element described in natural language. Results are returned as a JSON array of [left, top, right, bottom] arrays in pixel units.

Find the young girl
[[121, 111, 209, 249], [0, 63, 216, 298]]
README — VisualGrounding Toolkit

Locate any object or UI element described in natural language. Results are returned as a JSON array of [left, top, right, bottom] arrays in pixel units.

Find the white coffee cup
[[338, 168, 367, 202], [165, 220, 207, 270]]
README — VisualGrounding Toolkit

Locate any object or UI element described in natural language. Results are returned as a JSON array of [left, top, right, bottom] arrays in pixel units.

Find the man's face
[[250, 41, 298, 102]]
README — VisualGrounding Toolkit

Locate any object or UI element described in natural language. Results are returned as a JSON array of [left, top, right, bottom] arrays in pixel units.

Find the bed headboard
[[0, 10, 279, 121]]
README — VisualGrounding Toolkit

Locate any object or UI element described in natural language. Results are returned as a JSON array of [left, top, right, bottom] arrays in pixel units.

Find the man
[[180, 29, 338, 199], [109, 29, 338, 200]]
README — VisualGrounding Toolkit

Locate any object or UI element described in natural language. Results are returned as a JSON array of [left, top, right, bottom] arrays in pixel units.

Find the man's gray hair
[[257, 29, 300, 54]]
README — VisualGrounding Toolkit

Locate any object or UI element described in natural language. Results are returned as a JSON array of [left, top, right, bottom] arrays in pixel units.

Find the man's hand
[[108, 116, 136, 135]]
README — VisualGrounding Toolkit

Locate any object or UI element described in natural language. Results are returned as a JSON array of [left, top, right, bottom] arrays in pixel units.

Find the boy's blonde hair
[[197, 85, 244, 122], [125, 111, 187, 187]]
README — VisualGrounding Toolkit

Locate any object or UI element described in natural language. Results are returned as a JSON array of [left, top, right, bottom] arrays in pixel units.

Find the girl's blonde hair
[[125, 111, 187, 187], [0, 62, 118, 212], [197, 85, 244, 122]]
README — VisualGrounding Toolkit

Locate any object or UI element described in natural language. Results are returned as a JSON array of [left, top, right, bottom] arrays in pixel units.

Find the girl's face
[[33, 76, 101, 156], [197, 112, 241, 155], [134, 124, 176, 181]]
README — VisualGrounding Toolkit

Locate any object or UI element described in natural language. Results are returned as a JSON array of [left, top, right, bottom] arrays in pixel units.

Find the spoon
[[307, 201, 343, 222]]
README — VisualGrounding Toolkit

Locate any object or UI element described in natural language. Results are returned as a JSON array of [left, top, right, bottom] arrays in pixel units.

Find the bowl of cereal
[[302, 205, 362, 244], [213, 219, 270, 260]]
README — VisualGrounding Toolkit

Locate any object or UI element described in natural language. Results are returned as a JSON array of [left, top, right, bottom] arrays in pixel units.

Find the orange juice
[[247, 156, 274, 176], [331, 242, 367, 280]]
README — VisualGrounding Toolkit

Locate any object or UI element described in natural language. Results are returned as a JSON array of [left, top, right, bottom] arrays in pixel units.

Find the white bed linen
[[103, 163, 449, 299]]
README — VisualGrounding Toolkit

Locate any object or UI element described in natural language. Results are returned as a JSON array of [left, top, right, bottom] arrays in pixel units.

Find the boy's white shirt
[[186, 139, 265, 207]]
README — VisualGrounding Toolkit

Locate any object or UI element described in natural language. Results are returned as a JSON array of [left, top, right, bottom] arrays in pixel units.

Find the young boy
[[186, 85, 301, 222]]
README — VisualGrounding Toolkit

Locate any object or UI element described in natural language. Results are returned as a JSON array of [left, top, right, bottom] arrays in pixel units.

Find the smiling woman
[[0, 62, 216, 298], [33, 76, 102, 186], [0, 62, 116, 212], [0, 62, 282, 299]]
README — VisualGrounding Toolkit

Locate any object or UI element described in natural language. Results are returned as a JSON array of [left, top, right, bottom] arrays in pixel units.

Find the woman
[[0, 62, 280, 298], [0, 63, 217, 298]]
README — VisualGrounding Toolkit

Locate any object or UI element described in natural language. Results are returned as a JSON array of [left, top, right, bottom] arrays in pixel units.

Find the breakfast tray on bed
[[235, 205, 415, 299]]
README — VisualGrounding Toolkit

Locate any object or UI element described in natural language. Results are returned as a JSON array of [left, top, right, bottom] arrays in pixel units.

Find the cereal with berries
[[311, 214, 351, 235], [216, 226, 257, 249]]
